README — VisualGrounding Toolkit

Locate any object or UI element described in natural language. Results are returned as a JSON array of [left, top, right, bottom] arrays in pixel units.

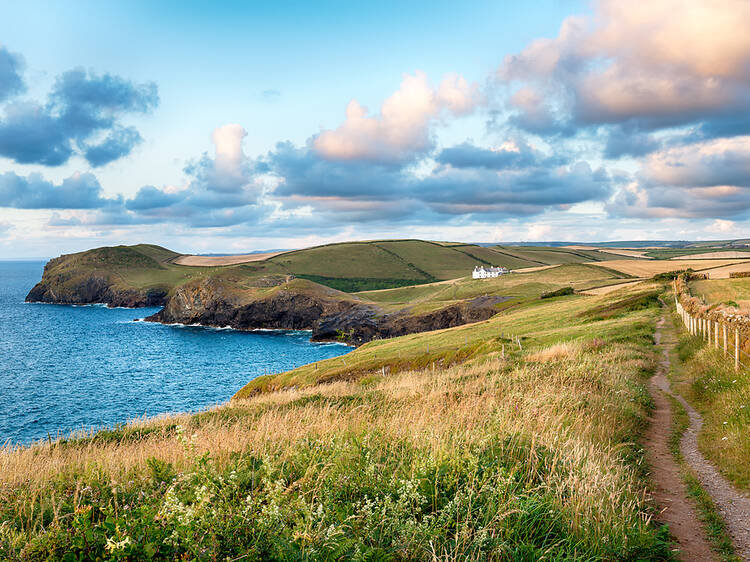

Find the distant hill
[[26, 239, 652, 305]]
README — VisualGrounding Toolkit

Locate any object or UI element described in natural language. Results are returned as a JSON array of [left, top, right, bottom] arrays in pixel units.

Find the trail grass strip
[[658, 304, 750, 559], [646, 314, 716, 560]]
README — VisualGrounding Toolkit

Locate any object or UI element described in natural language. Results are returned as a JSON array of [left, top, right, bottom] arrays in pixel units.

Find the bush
[[540, 287, 574, 299]]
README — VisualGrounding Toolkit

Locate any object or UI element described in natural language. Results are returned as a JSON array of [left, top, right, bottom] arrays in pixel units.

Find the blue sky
[[1, 0, 749, 257]]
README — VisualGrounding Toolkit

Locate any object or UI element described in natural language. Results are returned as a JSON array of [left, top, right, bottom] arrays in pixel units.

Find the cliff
[[146, 277, 507, 345], [26, 258, 169, 307]]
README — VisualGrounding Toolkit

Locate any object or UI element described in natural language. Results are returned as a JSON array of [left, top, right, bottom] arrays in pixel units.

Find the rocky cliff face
[[26, 262, 167, 308], [147, 277, 507, 345], [28, 255, 507, 344], [146, 277, 363, 334]]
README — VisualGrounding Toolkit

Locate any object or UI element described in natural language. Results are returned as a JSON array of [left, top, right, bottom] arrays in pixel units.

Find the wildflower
[[105, 535, 132, 553]]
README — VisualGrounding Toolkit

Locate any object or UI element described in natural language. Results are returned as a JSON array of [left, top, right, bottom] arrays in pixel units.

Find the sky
[[1, 0, 749, 258]]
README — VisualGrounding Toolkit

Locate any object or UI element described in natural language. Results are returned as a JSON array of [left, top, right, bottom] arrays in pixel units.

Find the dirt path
[[647, 315, 717, 560], [653, 312, 750, 560]]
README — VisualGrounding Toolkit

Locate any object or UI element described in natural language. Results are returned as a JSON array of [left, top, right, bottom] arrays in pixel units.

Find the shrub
[[540, 287, 574, 299]]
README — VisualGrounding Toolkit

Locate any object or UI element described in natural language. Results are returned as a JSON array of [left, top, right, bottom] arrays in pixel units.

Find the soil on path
[[646, 315, 717, 561], [655, 311, 750, 560]]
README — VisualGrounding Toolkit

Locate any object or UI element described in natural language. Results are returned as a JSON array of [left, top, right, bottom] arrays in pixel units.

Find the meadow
[[0, 283, 674, 560]]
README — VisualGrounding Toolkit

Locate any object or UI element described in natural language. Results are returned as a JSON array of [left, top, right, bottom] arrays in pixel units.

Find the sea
[[0, 261, 351, 445]]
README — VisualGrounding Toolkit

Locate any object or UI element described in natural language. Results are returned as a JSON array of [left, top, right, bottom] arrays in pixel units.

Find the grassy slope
[[234, 266, 637, 397], [493, 245, 634, 265], [645, 247, 750, 259], [42, 240, 637, 301], [0, 282, 674, 560], [40, 244, 217, 296]]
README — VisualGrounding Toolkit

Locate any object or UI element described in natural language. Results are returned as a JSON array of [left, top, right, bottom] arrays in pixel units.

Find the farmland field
[[590, 258, 750, 278]]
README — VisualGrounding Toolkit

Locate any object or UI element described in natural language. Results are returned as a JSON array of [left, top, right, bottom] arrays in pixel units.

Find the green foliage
[[651, 270, 692, 282], [582, 291, 660, 322], [540, 286, 575, 299], [4, 428, 673, 561], [146, 457, 175, 485], [295, 274, 429, 292]]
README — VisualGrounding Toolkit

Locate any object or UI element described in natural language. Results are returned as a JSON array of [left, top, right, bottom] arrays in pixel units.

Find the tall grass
[[0, 287, 673, 560]]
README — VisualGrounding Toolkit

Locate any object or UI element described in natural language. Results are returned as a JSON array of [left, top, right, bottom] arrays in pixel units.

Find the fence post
[[735, 328, 740, 372], [714, 321, 719, 350], [723, 323, 728, 357]]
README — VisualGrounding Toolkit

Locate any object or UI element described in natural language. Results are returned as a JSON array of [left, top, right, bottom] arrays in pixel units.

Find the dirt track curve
[[651, 311, 750, 560]]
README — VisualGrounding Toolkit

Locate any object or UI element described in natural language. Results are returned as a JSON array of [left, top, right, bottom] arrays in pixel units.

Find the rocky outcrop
[[26, 263, 167, 308], [146, 277, 365, 335], [315, 295, 511, 344], [147, 277, 508, 345], [28, 253, 509, 344]]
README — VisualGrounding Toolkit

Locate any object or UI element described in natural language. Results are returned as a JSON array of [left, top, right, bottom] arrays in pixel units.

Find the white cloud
[[500, 0, 750, 129], [313, 71, 480, 164]]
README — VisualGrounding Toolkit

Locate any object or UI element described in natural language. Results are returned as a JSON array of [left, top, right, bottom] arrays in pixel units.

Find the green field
[[36, 240, 641, 301]]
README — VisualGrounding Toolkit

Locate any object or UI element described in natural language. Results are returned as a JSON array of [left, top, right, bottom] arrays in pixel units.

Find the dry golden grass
[[669, 251, 750, 260], [173, 251, 287, 266], [0, 335, 654, 536], [580, 280, 644, 295], [510, 264, 560, 273], [598, 249, 653, 259], [590, 258, 748, 277], [701, 262, 750, 279], [527, 341, 581, 362]]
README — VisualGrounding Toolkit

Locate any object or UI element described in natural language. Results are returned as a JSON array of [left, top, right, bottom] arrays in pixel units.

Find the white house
[[472, 265, 509, 279]]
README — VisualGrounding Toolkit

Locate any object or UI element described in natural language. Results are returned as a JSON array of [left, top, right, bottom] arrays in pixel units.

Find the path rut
[[647, 315, 716, 560], [653, 311, 750, 560]]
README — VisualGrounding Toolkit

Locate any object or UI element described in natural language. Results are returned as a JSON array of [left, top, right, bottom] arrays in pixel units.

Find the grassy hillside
[[36, 244, 217, 297], [38, 240, 676, 301], [493, 245, 634, 266], [0, 282, 674, 560]]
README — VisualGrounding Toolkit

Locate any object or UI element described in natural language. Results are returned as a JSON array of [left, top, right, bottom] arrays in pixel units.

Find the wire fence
[[673, 280, 750, 372]]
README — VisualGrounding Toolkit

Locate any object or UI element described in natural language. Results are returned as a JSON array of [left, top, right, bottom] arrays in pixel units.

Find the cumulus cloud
[[0, 45, 24, 102], [117, 124, 265, 227], [499, 0, 750, 136], [0, 66, 158, 166], [313, 71, 480, 164], [0, 171, 114, 209], [608, 136, 750, 218], [436, 139, 550, 170], [265, 136, 611, 221], [183, 124, 255, 193], [419, 160, 611, 217]]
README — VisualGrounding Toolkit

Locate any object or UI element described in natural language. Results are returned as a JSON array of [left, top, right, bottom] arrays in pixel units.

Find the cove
[[0, 261, 350, 445]]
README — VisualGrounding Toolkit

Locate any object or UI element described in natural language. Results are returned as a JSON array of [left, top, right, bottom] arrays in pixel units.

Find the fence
[[673, 280, 749, 372]]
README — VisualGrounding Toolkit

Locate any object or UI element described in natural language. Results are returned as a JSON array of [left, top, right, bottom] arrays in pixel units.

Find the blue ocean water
[[0, 261, 350, 445]]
